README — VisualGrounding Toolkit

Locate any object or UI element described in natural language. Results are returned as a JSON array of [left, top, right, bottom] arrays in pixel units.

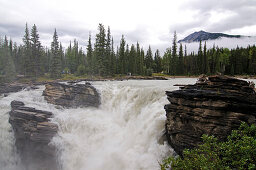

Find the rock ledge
[[43, 82, 100, 108], [9, 100, 58, 170], [165, 75, 256, 156]]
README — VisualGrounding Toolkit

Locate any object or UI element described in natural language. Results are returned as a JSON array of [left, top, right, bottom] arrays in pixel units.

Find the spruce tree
[[136, 42, 141, 75], [129, 44, 136, 74], [94, 23, 106, 76], [59, 42, 65, 71], [86, 33, 93, 75], [110, 37, 116, 75], [203, 41, 208, 74], [30, 24, 41, 79], [197, 40, 203, 74], [124, 44, 130, 74], [178, 43, 184, 75], [22, 23, 31, 76], [0, 36, 16, 82], [170, 31, 177, 75], [50, 29, 61, 78], [106, 26, 112, 75], [145, 45, 153, 69], [140, 48, 145, 75], [154, 49, 162, 73], [118, 35, 126, 74]]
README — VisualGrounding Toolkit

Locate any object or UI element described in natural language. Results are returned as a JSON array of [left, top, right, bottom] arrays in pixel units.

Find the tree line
[[1, 23, 256, 82]]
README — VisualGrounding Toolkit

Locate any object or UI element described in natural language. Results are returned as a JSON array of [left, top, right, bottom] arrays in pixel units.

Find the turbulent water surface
[[0, 78, 198, 170]]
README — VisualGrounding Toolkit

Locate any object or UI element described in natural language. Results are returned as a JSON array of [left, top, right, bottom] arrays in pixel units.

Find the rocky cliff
[[43, 82, 100, 108], [9, 100, 58, 170], [165, 75, 256, 156]]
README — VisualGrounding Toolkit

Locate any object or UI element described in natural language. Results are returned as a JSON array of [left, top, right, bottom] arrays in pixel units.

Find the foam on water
[[0, 79, 197, 170]]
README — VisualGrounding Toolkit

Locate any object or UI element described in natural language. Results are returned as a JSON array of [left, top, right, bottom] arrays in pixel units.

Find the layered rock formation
[[0, 83, 27, 96], [9, 100, 58, 170], [43, 82, 100, 108], [165, 75, 256, 156]]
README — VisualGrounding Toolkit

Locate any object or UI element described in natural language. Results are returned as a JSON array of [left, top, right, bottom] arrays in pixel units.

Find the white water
[[0, 79, 197, 170]]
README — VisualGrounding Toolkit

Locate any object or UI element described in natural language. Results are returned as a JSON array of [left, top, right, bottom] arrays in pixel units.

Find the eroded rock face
[[9, 100, 58, 170], [165, 75, 256, 156], [0, 83, 27, 96], [43, 82, 100, 108]]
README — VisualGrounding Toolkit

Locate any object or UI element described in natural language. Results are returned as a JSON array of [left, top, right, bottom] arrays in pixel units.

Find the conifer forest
[[1, 23, 256, 82]]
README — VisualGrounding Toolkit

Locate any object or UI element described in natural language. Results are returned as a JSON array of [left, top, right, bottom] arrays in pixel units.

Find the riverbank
[[1, 74, 256, 96]]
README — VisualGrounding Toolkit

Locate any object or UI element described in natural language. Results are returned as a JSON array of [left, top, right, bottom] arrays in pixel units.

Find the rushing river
[[0, 78, 208, 170]]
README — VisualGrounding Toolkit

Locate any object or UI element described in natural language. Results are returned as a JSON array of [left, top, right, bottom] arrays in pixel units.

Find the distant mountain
[[178, 30, 242, 43]]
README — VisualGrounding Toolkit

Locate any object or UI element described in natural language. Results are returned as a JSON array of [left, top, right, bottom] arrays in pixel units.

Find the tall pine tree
[[50, 29, 61, 78]]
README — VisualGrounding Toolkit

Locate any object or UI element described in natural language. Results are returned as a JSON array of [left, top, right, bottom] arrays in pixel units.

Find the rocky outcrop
[[165, 75, 256, 156], [0, 83, 27, 96], [43, 82, 100, 108], [9, 100, 58, 170]]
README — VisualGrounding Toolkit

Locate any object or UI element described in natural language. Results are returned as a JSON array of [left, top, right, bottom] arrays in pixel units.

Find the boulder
[[9, 100, 58, 170], [43, 82, 100, 108], [165, 75, 256, 156]]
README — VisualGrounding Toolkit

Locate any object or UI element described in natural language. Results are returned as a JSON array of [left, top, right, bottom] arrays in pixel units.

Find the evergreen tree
[[30, 24, 41, 78], [118, 35, 126, 74], [129, 44, 136, 74], [86, 33, 93, 75], [22, 23, 31, 76], [106, 26, 112, 75], [170, 31, 177, 75], [251, 46, 256, 74], [59, 42, 65, 71], [124, 44, 130, 74], [50, 29, 61, 78], [136, 42, 141, 75], [110, 37, 116, 75], [94, 23, 106, 76], [140, 48, 145, 75], [197, 40, 203, 74], [154, 49, 162, 73], [0, 36, 16, 82], [203, 42, 209, 74], [66, 42, 72, 73], [145, 45, 153, 69], [184, 45, 188, 74], [178, 43, 184, 75]]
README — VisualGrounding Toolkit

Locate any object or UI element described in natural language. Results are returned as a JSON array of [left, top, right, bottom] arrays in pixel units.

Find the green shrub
[[145, 68, 153, 76], [76, 64, 86, 76], [161, 122, 256, 170]]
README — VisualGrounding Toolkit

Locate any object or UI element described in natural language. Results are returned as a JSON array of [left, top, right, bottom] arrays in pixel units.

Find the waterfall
[[0, 79, 197, 170]]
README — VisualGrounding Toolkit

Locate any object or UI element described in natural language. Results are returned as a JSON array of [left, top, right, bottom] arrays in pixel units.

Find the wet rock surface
[[43, 82, 100, 108], [0, 83, 27, 96], [9, 100, 58, 170], [165, 75, 256, 156]]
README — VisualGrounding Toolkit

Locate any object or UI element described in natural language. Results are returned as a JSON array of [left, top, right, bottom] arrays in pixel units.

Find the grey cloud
[[207, 6, 256, 33], [0, 23, 24, 38], [168, 9, 212, 38], [183, 0, 256, 33], [184, 0, 255, 12], [124, 27, 150, 44]]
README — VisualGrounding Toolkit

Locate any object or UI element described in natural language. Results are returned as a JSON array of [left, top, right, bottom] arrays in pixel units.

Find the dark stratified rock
[[165, 75, 256, 156], [43, 82, 100, 108], [9, 100, 58, 170], [0, 83, 27, 96]]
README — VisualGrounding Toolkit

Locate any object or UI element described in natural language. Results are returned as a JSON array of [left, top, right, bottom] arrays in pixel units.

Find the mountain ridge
[[178, 30, 242, 43]]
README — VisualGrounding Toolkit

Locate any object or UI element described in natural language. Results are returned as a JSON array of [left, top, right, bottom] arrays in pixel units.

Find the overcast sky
[[0, 0, 256, 53]]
